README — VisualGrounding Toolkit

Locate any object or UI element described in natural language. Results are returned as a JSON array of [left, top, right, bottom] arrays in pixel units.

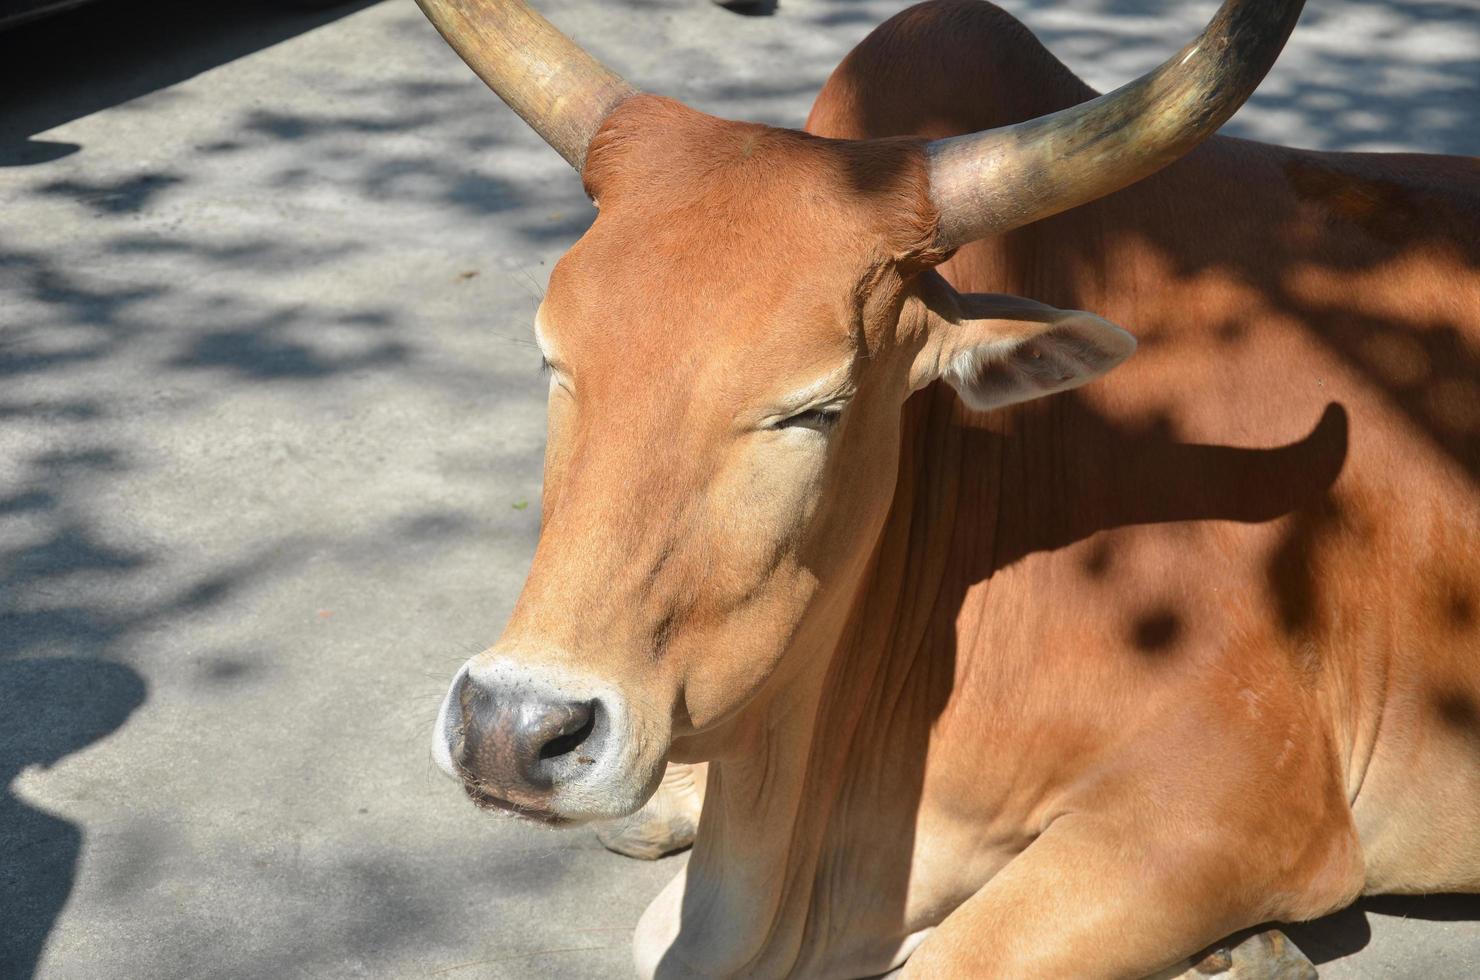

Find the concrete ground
[[1, 0, 1476, 977]]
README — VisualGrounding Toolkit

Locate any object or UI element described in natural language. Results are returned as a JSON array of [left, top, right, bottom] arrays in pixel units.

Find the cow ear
[[908, 272, 1136, 411]]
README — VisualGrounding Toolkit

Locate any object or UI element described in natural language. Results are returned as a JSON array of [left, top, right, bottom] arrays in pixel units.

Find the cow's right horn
[[415, 0, 636, 173], [926, 0, 1306, 250]]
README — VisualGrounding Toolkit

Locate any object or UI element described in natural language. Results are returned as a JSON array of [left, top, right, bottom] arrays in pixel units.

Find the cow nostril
[[535, 699, 598, 762], [458, 684, 604, 795]]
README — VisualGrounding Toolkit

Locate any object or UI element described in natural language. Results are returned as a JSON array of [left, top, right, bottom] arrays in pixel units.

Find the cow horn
[[926, 0, 1305, 250], [415, 0, 636, 172]]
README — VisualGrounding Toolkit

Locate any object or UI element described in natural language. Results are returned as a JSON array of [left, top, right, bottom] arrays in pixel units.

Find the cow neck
[[639, 624, 834, 976], [647, 380, 1007, 978]]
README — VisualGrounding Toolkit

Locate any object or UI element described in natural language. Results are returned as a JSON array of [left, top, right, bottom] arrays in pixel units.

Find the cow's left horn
[[926, 0, 1305, 250], [415, 0, 636, 172]]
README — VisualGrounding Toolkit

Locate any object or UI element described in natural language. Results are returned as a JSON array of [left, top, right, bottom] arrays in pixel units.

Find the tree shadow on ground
[[0, 658, 146, 980], [0, 0, 385, 166]]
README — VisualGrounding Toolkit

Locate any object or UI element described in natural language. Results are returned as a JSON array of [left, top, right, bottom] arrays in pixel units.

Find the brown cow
[[419, 0, 1480, 976]]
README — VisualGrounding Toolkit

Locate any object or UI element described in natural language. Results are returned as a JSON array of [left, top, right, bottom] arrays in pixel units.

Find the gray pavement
[[1, 0, 1477, 977]]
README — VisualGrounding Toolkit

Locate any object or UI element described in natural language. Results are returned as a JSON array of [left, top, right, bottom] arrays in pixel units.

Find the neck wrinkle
[[676, 647, 830, 977], [656, 380, 1010, 979], [785, 380, 1002, 975]]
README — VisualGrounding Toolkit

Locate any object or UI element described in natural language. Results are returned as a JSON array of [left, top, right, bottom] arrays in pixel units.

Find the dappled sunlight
[[0, 0, 1473, 976], [2, 1, 586, 975]]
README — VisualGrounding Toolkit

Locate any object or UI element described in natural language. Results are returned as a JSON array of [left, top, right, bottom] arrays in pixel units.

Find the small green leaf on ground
[[512, 500, 529, 510]]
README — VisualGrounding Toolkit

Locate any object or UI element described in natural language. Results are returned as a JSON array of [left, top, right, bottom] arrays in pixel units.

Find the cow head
[[422, 0, 1303, 822]]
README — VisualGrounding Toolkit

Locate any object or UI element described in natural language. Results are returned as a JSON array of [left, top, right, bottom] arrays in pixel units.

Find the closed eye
[[541, 355, 574, 394], [773, 406, 843, 432]]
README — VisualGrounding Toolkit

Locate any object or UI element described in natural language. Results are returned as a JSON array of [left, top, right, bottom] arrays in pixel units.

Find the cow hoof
[[595, 761, 707, 860], [1181, 929, 1317, 980]]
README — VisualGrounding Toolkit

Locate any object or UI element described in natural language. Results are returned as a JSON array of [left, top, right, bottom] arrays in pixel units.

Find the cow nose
[[454, 676, 601, 797]]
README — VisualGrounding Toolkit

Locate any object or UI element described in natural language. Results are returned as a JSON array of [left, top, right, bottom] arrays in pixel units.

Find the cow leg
[[899, 813, 1321, 980], [595, 761, 707, 860]]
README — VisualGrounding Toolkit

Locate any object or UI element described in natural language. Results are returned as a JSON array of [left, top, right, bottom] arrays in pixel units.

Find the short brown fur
[[442, 2, 1480, 977]]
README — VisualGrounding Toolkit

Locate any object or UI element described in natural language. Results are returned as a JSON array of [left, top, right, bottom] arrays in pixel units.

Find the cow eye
[[774, 406, 842, 432]]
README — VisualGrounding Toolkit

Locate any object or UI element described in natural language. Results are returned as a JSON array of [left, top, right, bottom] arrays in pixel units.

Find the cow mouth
[[462, 781, 572, 826]]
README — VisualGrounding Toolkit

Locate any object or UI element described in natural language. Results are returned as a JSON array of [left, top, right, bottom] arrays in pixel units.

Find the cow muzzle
[[431, 658, 666, 823]]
